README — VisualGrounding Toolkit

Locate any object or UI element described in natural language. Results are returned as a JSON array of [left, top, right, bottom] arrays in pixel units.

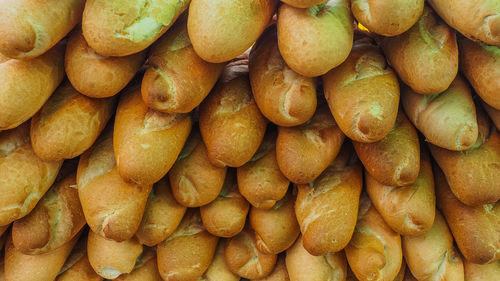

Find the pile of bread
[[0, 0, 499, 280]]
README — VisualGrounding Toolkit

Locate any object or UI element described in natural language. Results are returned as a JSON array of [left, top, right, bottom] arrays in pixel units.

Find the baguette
[[380, 6, 458, 95], [0, 44, 64, 130], [169, 128, 227, 207], [114, 247, 161, 281], [347, 262, 407, 281], [402, 211, 464, 281], [276, 104, 345, 184], [237, 129, 290, 209], [65, 28, 147, 98], [157, 209, 219, 281], [281, 0, 327, 8], [483, 100, 500, 129], [323, 40, 400, 143], [249, 24, 317, 127], [77, 129, 152, 241], [82, 0, 190, 56], [351, 0, 424, 36], [135, 177, 187, 247], [464, 260, 500, 281], [427, 0, 500, 46], [200, 170, 250, 238], [56, 239, 103, 281], [0, 0, 84, 59], [366, 150, 436, 236], [286, 236, 347, 281], [435, 166, 500, 264], [30, 81, 116, 161], [87, 230, 143, 279], [187, 0, 277, 63], [142, 14, 225, 113], [277, 0, 353, 77], [354, 111, 420, 187], [199, 61, 267, 167], [402, 76, 478, 151], [459, 37, 500, 109], [0, 122, 62, 226], [345, 194, 403, 281], [251, 255, 289, 281], [200, 240, 240, 281], [295, 143, 363, 255]]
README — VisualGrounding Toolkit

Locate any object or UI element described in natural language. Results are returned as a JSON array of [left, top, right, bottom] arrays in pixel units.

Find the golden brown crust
[[464, 260, 500, 281], [114, 248, 161, 281], [251, 255, 290, 281], [200, 240, 240, 281], [483, 99, 500, 129], [56, 253, 103, 281], [280, 0, 326, 8]]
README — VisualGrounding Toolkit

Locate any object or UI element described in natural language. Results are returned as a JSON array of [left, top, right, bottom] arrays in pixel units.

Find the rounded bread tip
[[0, 20, 36, 58], [456, 124, 478, 150], [487, 14, 500, 41]]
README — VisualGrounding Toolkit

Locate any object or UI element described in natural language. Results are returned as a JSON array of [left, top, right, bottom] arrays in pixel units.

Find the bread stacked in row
[[0, 0, 499, 280]]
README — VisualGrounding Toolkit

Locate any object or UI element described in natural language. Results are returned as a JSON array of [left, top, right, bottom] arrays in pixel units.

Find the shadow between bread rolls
[[199, 240, 240, 281]]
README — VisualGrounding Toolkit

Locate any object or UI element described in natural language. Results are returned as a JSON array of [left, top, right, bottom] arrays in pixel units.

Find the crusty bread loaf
[[277, 0, 354, 77], [237, 129, 289, 209], [354, 111, 420, 186], [114, 247, 161, 281], [188, 0, 277, 63], [427, 0, 500, 46], [65, 28, 147, 98], [199, 61, 267, 167], [0, 0, 84, 59], [77, 130, 152, 241], [323, 40, 400, 143], [249, 24, 317, 127], [200, 170, 250, 238], [464, 260, 500, 281], [380, 6, 458, 95], [135, 177, 187, 247], [169, 128, 227, 207], [0, 44, 64, 131], [366, 149, 436, 236], [0, 122, 62, 226], [483, 100, 500, 129], [347, 260, 407, 281], [459, 37, 500, 109], [286, 236, 347, 281], [345, 194, 403, 281], [402, 76, 478, 151], [87, 230, 143, 279], [295, 144, 363, 255], [142, 14, 225, 113], [402, 211, 464, 281], [30, 81, 116, 161], [157, 209, 219, 281], [56, 238, 103, 281], [281, 0, 326, 8], [435, 166, 500, 264], [199, 240, 240, 281], [351, 0, 424, 36], [276, 104, 345, 184], [251, 255, 289, 281], [82, 0, 190, 56]]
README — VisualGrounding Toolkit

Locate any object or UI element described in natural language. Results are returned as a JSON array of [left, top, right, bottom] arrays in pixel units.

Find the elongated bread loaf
[[464, 260, 500, 281], [114, 248, 161, 281], [281, 0, 327, 8], [483, 100, 500, 129], [199, 240, 240, 281], [251, 255, 289, 281], [56, 238, 103, 281]]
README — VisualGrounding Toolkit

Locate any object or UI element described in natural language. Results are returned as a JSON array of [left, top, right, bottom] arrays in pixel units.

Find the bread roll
[[252, 255, 290, 281], [0, 0, 84, 59], [114, 248, 161, 281], [464, 260, 500, 281], [351, 0, 424, 36], [30, 82, 115, 161], [0, 122, 62, 226], [199, 61, 267, 167], [200, 170, 250, 238], [460, 37, 500, 109], [169, 128, 227, 207], [0, 44, 64, 130], [380, 6, 458, 95], [366, 150, 436, 236], [250, 193, 300, 254], [200, 240, 240, 281], [286, 236, 347, 281], [354, 111, 420, 186], [237, 129, 289, 209], [77, 130, 152, 241], [142, 14, 225, 113], [4, 233, 78, 281], [345, 194, 403, 281], [402, 76, 478, 151], [87, 230, 143, 279], [135, 177, 187, 247], [483, 99, 500, 129], [402, 211, 464, 281], [157, 209, 219, 281], [280, 0, 327, 8], [65, 28, 147, 98], [225, 226, 277, 279], [56, 242, 103, 281], [276, 104, 345, 184], [347, 260, 407, 281], [295, 144, 363, 255], [187, 0, 277, 63], [82, 0, 190, 56], [427, 0, 500, 46], [435, 166, 500, 264], [277, 0, 354, 77], [249, 24, 317, 127]]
